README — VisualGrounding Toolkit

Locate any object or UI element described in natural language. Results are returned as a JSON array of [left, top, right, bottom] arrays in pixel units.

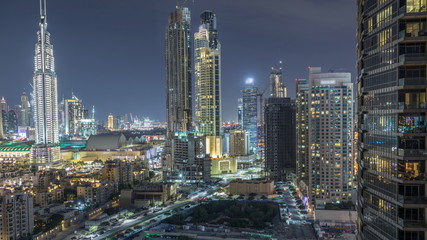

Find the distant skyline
[[0, 0, 356, 121]]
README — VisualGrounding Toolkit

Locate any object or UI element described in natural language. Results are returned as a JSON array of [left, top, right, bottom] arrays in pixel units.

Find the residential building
[[229, 129, 249, 156], [0, 188, 34, 240], [308, 67, 354, 205], [296, 78, 309, 188], [357, 1, 427, 239]]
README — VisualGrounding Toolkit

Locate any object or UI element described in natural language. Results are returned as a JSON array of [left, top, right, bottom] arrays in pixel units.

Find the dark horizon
[[0, 0, 356, 122]]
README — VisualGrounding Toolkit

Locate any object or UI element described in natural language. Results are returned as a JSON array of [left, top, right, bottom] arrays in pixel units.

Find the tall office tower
[[308, 67, 354, 205], [264, 97, 296, 181], [64, 95, 84, 137], [7, 110, 18, 133], [242, 79, 258, 152], [194, 10, 222, 158], [31, 0, 60, 166], [107, 114, 114, 130], [0, 188, 34, 240], [296, 79, 309, 187], [166, 5, 192, 137], [0, 97, 6, 112], [237, 98, 243, 127], [269, 67, 287, 98], [357, 1, 427, 239], [20, 92, 30, 126]]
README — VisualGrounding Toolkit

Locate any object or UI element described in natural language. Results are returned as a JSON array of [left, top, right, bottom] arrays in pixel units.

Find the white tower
[[31, 0, 60, 167]]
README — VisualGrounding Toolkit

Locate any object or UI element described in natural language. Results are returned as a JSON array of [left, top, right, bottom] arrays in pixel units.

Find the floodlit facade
[[357, 1, 427, 239], [64, 95, 85, 137], [31, 0, 60, 166], [107, 114, 114, 130], [308, 67, 354, 205]]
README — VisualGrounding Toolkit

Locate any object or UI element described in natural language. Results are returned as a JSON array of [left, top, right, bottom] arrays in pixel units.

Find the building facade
[[357, 1, 427, 239], [269, 67, 287, 98], [242, 82, 258, 152], [264, 97, 296, 181], [31, 1, 60, 166], [166, 6, 192, 137], [229, 129, 249, 156], [0, 188, 34, 240], [308, 67, 354, 205], [296, 79, 310, 188], [194, 11, 222, 158]]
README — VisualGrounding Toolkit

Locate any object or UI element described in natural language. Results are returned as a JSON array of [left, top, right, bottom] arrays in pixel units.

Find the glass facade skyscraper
[[357, 1, 427, 239], [242, 82, 258, 152]]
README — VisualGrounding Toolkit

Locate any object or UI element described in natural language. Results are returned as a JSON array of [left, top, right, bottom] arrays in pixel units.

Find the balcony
[[398, 102, 427, 110], [399, 54, 427, 64], [397, 218, 427, 229], [397, 195, 427, 205], [398, 126, 427, 134], [399, 30, 427, 41], [395, 148, 427, 157], [399, 78, 427, 86]]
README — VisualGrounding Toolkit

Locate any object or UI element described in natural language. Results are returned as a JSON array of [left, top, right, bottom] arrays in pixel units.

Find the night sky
[[0, 0, 356, 122]]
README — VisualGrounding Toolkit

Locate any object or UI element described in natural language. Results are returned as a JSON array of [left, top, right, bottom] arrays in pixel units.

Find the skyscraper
[[0, 97, 6, 112], [64, 95, 84, 137], [31, 0, 60, 166], [264, 97, 296, 181], [269, 66, 286, 98], [20, 91, 30, 126], [296, 79, 309, 187], [308, 67, 354, 205], [357, 1, 427, 239], [7, 110, 18, 133], [107, 114, 114, 130], [194, 10, 222, 158], [166, 5, 192, 137], [242, 79, 258, 153], [237, 98, 243, 127]]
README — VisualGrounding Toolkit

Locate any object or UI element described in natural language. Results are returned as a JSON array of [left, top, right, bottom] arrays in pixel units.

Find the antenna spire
[[40, 0, 47, 23]]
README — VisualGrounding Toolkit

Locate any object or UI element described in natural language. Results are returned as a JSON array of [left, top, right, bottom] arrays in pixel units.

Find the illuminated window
[[407, 0, 427, 12]]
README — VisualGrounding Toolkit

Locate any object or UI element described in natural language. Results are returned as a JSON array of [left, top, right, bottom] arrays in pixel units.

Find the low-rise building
[[120, 182, 177, 208], [229, 179, 274, 196], [77, 181, 117, 205], [211, 157, 237, 175], [34, 185, 64, 206]]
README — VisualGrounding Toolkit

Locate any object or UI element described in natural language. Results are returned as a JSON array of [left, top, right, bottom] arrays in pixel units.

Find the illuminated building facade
[[64, 95, 84, 137], [31, 0, 60, 166], [229, 129, 249, 156], [308, 67, 354, 205], [264, 97, 296, 181], [296, 78, 310, 187], [194, 10, 222, 158], [165, 6, 192, 137], [357, 1, 427, 239], [242, 81, 258, 152], [269, 67, 287, 98], [0, 188, 34, 240], [20, 92, 30, 127], [107, 114, 114, 130]]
